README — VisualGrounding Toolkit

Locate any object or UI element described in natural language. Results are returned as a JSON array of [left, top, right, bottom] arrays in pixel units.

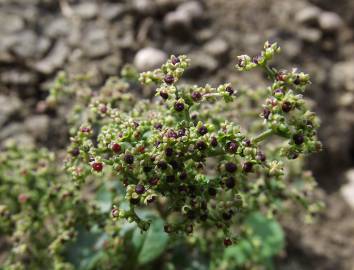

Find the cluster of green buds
[[63, 41, 321, 246]]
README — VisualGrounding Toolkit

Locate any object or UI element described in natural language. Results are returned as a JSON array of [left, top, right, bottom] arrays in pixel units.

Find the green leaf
[[133, 218, 169, 265], [224, 212, 284, 267]]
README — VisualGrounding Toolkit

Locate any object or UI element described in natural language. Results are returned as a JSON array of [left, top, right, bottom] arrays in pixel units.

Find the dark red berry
[[225, 141, 238, 153], [222, 211, 233, 220], [124, 154, 134, 164], [274, 88, 284, 95], [225, 177, 235, 189], [178, 128, 186, 137], [111, 208, 119, 218], [171, 56, 180, 65], [81, 127, 91, 133], [198, 125, 208, 135], [192, 91, 202, 101], [226, 86, 234, 95], [293, 134, 304, 145], [157, 161, 168, 170], [164, 74, 175, 84], [224, 238, 232, 246], [242, 162, 253, 173], [154, 123, 163, 130], [149, 178, 159, 186], [71, 148, 80, 156], [276, 72, 286, 81], [112, 143, 121, 153], [196, 141, 207, 151], [179, 171, 187, 180], [185, 224, 193, 234], [263, 108, 271, 119], [174, 102, 185, 112], [281, 101, 292, 113], [165, 147, 173, 157], [160, 91, 169, 99], [294, 75, 301, 85], [225, 162, 237, 173], [256, 151, 266, 162], [99, 104, 107, 113], [135, 184, 146, 194], [166, 130, 178, 139], [18, 194, 28, 203], [210, 136, 218, 147], [92, 162, 103, 172]]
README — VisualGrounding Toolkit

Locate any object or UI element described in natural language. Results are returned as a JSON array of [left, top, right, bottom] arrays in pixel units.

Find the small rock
[[341, 169, 354, 209], [73, 2, 98, 19], [331, 61, 354, 92], [187, 52, 218, 75], [0, 95, 22, 127], [46, 18, 70, 37], [82, 27, 110, 58], [25, 115, 50, 141], [34, 41, 69, 74], [295, 6, 321, 25], [164, 10, 192, 31], [134, 47, 167, 71], [297, 27, 322, 43], [0, 13, 25, 33], [177, 1, 203, 20], [319, 12, 343, 32], [100, 3, 125, 20], [133, 0, 157, 15], [203, 39, 229, 58], [283, 39, 302, 58]]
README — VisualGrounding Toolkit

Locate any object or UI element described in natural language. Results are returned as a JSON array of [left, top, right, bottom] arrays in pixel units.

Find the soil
[[1, 0, 354, 269]]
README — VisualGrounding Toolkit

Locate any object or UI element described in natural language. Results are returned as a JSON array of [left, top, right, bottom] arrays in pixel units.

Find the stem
[[203, 93, 221, 98], [263, 64, 276, 80], [252, 129, 273, 144]]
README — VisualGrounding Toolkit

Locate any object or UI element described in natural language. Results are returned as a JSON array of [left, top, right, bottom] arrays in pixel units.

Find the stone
[[73, 2, 98, 19], [177, 1, 203, 20], [297, 27, 322, 43], [341, 169, 354, 209], [133, 0, 157, 15], [331, 61, 354, 92], [0, 13, 25, 33], [134, 47, 167, 71], [295, 6, 321, 25], [203, 38, 229, 57], [164, 9, 191, 31], [319, 12, 343, 32], [82, 27, 110, 58], [34, 41, 69, 74], [100, 3, 125, 20], [0, 95, 22, 127], [46, 18, 70, 37], [25, 115, 50, 141], [187, 52, 218, 75]]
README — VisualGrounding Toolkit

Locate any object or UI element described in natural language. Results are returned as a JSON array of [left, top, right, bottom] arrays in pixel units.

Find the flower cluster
[[63, 41, 322, 246]]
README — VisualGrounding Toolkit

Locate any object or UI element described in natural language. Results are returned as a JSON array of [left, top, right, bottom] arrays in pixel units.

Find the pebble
[[177, 1, 203, 20], [82, 27, 110, 58], [341, 169, 354, 209], [295, 6, 321, 25], [331, 61, 354, 92], [73, 2, 98, 20], [319, 12, 343, 32], [25, 115, 50, 141], [0, 95, 22, 127], [297, 27, 322, 43], [34, 41, 69, 74], [134, 47, 168, 71], [203, 38, 229, 58]]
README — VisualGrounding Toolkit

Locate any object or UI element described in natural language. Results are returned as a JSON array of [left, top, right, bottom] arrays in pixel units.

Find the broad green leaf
[[133, 218, 169, 265], [224, 212, 284, 267]]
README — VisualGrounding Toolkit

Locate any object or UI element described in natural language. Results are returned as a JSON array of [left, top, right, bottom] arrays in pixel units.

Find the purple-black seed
[[196, 141, 207, 151], [263, 108, 271, 119], [124, 154, 134, 164], [135, 184, 146, 194], [174, 102, 185, 112], [226, 86, 234, 95], [192, 91, 202, 101], [293, 134, 304, 145], [242, 162, 253, 173], [198, 125, 208, 135], [282, 101, 292, 113], [225, 141, 238, 153], [225, 177, 235, 189], [164, 74, 175, 84], [225, 162, 237, 173]]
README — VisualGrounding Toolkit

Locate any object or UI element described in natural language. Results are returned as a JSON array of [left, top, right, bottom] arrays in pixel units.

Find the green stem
[[252, 129, 273, 144], [263, 64, 276, 80]]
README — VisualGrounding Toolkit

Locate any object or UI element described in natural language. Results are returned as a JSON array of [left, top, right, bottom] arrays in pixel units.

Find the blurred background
[[0, 0, 354, 269]]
